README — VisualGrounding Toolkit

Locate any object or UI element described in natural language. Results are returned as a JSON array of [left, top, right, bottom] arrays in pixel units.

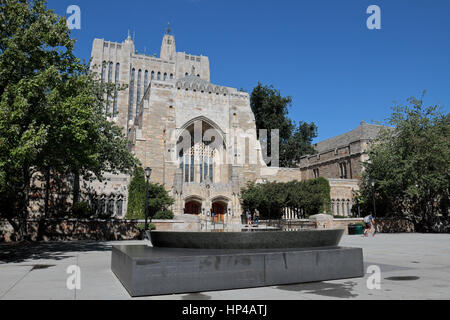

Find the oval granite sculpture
[[149, 229, 345, 250]]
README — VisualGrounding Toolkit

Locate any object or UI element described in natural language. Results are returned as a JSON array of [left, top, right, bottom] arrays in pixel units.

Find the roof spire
[[166, 21, 172, 34]]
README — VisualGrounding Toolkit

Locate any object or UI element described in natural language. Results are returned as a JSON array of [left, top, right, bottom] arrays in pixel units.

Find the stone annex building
[[89, 30, 383, 222]]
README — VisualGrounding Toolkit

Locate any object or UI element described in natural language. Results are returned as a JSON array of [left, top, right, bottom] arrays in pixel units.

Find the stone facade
[[0, 219, 141, 242], [299, 121, 385, 217], [89, 30, 384, 221]]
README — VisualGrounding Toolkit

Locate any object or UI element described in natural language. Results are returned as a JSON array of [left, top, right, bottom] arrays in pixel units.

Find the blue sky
[[46, 0, 450, 142]]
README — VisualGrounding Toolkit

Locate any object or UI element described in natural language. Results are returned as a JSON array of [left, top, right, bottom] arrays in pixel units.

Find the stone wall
[[0, 219, 141, 243], [375, 218, 415, 233], [281, 217, 415, 235]]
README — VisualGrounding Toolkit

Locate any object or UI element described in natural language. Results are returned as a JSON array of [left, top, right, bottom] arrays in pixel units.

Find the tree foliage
[[126, 167, 175, 220], [359, 96, 449, 232], [250, 83, 318, 167], [0, 0, 138, 239], [240, 177, 331, 219]]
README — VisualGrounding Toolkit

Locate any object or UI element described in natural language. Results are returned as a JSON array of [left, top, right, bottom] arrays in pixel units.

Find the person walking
[[363, 214, 376, 237]]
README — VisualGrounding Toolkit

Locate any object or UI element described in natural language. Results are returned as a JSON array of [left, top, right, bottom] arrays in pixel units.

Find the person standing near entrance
[[254, 209, 260, 226], [246, 210, 252, 226]]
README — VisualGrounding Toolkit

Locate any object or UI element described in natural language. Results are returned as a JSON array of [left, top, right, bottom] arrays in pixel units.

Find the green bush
[[153, 210, 174, 220], [137, 223, 156, 231], [126, 167, 175, 219], [72, 202, 92, 219]]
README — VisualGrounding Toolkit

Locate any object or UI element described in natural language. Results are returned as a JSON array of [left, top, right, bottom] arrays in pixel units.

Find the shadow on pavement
[[276, 281, 358, 298], [0, 241, 112, 264], [181, 293, 212, 300]]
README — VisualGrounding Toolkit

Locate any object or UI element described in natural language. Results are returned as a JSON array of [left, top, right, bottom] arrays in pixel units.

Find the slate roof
[[314, 121, 386, 153]]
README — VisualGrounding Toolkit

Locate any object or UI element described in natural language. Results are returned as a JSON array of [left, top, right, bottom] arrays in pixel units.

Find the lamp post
[[370, 179, 377, 218], [144, 167, 152, 234], [356, 198, 361, 218]]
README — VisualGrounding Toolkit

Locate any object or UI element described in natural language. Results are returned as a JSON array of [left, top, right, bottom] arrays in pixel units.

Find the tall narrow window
[[116, 199, 123, 217], [101, 61, 106, 83], [128, 68, 135, 121], [113, 63, 120, 114], [157, 72, 161, 80], [199, 157, 203, 183], [136, 69, 142, 115], [151, 71, 155, 80], [144, 70, 149, 92], [184, 155, 189, 183], [203, 156, 208, 181], [106, 62, 113, 114], [170, 73, 173, 80], [108, 197, 115, 217], [164, 73, 167, 81], [209, 157, 213, 182], [190, 155, 195, 183]]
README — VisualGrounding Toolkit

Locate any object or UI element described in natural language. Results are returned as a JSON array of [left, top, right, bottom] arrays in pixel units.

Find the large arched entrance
[[184, 198, 202, 215], [211, 200, 228, 223]]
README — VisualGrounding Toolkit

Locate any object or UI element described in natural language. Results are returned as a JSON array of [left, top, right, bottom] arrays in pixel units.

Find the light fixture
[[145, 167, 152, 179]]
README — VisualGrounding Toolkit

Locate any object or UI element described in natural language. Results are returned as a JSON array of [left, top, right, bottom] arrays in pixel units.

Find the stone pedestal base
[[111, 245, 364, 297]]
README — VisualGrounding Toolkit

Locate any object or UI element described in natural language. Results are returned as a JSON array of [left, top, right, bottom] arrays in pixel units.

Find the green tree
[[126, 167, 146, 219], [250, 83, 317, 168], [240, 177, 331, 219], [0, 0, 138, 239], [359, 96, 449, 232], [126, 167, 175, 220]]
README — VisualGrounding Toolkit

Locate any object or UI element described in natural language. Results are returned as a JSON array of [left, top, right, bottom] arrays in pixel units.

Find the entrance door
[[184, 201, 200, 215], [211, 202, 226, 223]]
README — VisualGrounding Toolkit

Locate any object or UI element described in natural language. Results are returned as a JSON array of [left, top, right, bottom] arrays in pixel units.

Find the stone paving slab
[[0, 235, 449, 300]]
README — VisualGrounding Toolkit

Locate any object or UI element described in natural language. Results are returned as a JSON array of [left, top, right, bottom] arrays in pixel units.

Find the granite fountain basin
[[149, 228, 345, 249]]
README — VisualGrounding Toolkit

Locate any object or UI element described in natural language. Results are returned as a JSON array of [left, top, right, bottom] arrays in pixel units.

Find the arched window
[[336, 200, 340, 215], [116, 198, 123, 217], [170, 73, 173, 80], [106, 197, 114, 217], [178, 122, 223, 184], [185, 72, 189, 77], [163, 73, 167, 81], [151, 71, 155, 80], [136, 69, 142, 115], [157, 72, 161, 80], [99, 197, 106, 217], [113, 63, 120, 114], [342, 201, 346, 217], [128, 68, 135, 121]]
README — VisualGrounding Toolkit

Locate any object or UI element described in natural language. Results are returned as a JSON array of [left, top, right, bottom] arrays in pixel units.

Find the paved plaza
[[0, 234, 449, 300]]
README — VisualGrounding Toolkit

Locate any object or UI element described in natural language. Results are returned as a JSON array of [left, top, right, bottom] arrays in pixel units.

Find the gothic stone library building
[[89, 31, 383, 222]]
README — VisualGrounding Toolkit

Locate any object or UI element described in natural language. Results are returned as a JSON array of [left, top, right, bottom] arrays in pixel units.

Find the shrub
[[126, 167, 175, 219], [137, 223, 156, 231], [153, 210, 174, 220], [72, 202, 93, 219]]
